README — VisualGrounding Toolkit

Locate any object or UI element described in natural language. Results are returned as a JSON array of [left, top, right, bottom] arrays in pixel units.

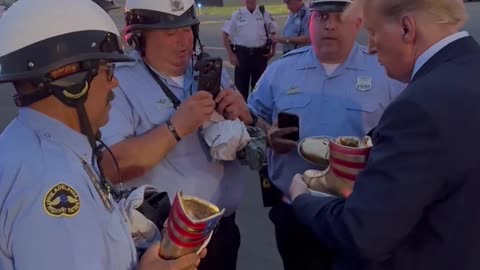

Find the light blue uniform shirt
[[0, 108, 137, 270], [282, 5, 310, 53], [248, 44, 406, 194], [100, 51, 245, 216]]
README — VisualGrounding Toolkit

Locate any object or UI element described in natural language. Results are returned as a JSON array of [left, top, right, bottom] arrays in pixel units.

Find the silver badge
[[170, 0, 184, 12], [356, 76, 372, 92]]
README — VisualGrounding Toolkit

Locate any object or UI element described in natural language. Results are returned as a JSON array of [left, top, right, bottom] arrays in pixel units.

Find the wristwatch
[[165, 119, 182, 142]]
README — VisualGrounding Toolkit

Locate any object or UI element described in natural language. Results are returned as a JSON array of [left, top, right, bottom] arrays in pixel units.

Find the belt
[[234, 45, 264, 55]]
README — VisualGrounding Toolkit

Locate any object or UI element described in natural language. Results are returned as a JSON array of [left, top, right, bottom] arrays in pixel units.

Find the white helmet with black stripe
[[0, 0, 133, 152], [125, 0, 199, 30], [0, 0, 132, 84], [309, 0, 352, 13], [124, 0, 202, 54]]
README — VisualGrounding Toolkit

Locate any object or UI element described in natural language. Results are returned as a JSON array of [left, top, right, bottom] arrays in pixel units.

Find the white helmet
[[310, 0, 352, 12], [124, 0, 201, 53], [0, 0, 132, 84], [125, 0, 199, 32]]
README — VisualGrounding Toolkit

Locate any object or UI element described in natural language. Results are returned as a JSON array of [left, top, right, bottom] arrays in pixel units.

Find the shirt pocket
[[275, 94, 312, 116], [140, 98, 175, 131], [345, 100, 382, 135], [345, 100, 379, 113], [236, 20, 248, 29]]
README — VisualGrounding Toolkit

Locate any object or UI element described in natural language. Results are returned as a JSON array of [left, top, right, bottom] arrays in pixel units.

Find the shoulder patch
[[43, 183, 80, 218]]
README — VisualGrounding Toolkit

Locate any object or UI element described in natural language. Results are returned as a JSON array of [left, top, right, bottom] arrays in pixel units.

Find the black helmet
[[92, 0, 120, 12]]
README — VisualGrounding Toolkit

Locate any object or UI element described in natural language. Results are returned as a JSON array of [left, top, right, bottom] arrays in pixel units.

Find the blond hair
[[344, 0, 467, 27]]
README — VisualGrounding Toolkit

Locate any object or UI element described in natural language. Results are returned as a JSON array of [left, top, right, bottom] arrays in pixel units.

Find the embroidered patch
[[43, 183, 80, 217]]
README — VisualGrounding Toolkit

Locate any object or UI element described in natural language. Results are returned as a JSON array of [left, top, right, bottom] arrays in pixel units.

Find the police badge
[[170, 0, 185, 12], [356, 76, 373, 91]]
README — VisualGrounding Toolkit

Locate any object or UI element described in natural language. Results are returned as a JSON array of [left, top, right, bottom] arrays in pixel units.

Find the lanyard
[[71, 149, 119, 213], [143, 61, 188, 110], [81, 160, 115, 212]]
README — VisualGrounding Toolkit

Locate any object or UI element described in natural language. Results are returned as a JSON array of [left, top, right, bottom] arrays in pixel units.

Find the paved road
[[1, 3, 480, 270]]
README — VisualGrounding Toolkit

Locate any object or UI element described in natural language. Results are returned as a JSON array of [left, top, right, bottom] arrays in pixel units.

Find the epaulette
[[116, 60, 138, 69], [282, 46, 310, 58]]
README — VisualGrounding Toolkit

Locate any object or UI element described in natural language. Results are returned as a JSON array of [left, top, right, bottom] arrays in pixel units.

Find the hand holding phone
[[267, 112, 300, 154], [278, 112, 300, 141], [194, 55, 223, 99]]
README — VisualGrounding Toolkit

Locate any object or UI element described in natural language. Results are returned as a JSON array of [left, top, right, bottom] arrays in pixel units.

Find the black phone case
[[194, 56, 223, 99], [278, 112, 300, 141]]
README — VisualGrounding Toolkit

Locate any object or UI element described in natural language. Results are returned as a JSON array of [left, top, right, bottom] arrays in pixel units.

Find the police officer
[[0, 0, 206, 269], [273, 0, 311, 54], [99, 0, 252, 269], [247, 0, 406, 269], [222, 0, 279, 100]]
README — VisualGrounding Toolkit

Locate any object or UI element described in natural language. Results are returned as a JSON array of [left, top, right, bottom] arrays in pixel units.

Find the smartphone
[[278, 112, 300, 141], [194, 55, 223, 99]]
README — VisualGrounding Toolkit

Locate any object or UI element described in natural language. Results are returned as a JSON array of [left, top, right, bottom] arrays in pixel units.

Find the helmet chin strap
[[53, 79, 123, 201], [192, 24, 207, 58], [75, 101, 99, 152], [49, 74, 98, 151]]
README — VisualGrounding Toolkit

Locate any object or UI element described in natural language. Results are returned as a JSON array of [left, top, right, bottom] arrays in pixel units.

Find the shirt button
[[43, 132, 51, 139]]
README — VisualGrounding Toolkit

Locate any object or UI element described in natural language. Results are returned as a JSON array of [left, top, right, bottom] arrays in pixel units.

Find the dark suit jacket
[[293, 36, 480, 270]]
